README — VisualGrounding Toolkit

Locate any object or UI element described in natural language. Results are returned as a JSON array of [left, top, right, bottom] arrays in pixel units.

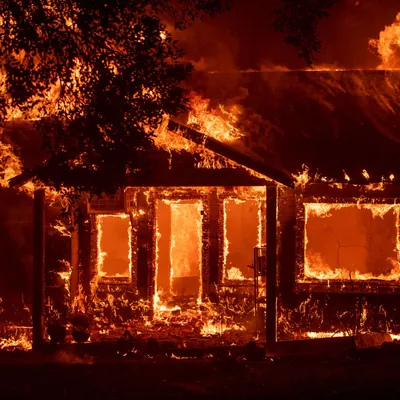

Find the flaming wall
[[78, 185, 268, 338], [277, 183, 400, 341]]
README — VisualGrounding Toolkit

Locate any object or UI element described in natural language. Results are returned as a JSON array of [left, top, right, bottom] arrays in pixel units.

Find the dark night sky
[[175, 0, 400, 70]]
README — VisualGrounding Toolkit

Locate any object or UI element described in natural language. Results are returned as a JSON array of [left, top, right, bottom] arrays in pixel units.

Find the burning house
[[3, 69, 400, 354]]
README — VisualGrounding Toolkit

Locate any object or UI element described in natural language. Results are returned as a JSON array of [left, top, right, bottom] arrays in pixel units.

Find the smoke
[[173, 0, 400, 72]]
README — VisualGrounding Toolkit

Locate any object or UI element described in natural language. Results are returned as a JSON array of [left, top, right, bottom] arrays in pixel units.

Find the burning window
[[304, 203, 400, 281], [156, 200, 203, 300], [224, 199, 262, 281], [97, 214, 132, 279]]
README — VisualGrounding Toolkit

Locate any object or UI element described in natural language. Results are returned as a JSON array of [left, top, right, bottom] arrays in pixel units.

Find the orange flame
[[187, 93, 243, 143], [304, 203, 400, 281], [370, 13, 400, 69]]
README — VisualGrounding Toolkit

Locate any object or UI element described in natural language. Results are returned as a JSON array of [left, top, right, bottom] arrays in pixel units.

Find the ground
[[1, 347, 400, 399]]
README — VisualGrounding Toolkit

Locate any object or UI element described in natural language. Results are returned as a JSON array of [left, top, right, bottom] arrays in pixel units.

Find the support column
[[70, 225, 79, 303], [33, 189, 45, 351], [136, 190, 151, 300], [208, 189, 219, 289], [266, 185, 277, 352]]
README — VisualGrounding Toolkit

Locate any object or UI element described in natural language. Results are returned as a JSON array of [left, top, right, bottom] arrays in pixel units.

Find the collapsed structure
[[3, 70, 400, 352]]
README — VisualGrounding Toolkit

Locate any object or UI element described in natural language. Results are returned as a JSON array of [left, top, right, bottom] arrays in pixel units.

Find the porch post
[[33, 188, 45, 351], [266, 185, 277, 352], [70, 224, 79, 302]]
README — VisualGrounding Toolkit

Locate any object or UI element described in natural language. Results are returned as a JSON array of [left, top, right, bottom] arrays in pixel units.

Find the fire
[[362, 169, 370, 180], [370, 12, 400, 69], [0, 326, 32, 351], [293, 164, 312, 188], [226, 267, 247, 281], [96, 214, 132, 279], [200, 319, 245, 337], [223, 191, 265, 281], [169, 202, 203, 301], [0, 138, 35, 196], [187, 93, 243, 143], [152, 115, 239, 170], [305, 331, 347, 339], [52, 220, 72, 237], [304, 203, 400, 281], [0, 334, 32, 351], [154, 199, 203, 311]]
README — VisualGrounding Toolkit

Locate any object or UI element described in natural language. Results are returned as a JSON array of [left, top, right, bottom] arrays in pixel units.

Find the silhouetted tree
[[274, 0, 339, 66], [0, 0, 231, 209]]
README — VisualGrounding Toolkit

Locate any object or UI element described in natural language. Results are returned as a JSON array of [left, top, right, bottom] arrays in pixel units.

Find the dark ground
[[1, 348, 400, 399]]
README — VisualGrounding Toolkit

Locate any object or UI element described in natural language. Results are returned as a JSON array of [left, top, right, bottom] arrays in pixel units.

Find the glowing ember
[[200, 319, 246, 337], [390, 333, 400, 341], [305, 331, 347, 339], [187, 93, 243, 143], [370, 12, 400, 69]]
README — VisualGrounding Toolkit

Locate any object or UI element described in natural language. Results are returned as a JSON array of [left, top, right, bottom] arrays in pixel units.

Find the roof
[[187, 70, 400, 182]]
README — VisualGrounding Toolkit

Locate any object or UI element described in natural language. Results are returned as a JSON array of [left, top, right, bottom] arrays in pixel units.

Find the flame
[[0, 139, 35, 196], [370, 13, 400, 69], [304, 203, 400, 281], [52, 220, 72, 237], [305, 331, 347, 339], [200, 319, 245, 336], [0, 326, 32, 351], [154, 199, 203, 311], [226, 267, 247, 281], [96, 214, 132, 279], [362, 169, 370, 180], [187, 93, 243, 143], [293, 164, 312, 188], [169, 201, 203, 302]]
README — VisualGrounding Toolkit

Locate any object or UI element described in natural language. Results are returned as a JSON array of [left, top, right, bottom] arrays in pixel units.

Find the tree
[[0, 0, 231, 210], [274, 0, 339, 66]]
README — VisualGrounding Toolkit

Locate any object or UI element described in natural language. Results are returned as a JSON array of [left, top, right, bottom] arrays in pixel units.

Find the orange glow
[[223, 194, 264, 281], [226, 267, 247, 281], [293, 164, 312, 188], [0, 326, 32, 351], [304, 203, 400, 281], [0, 139, 35, 196], [200, 319, 246, 336], [154, 199, 203, 311], [305, 331, 347, 339], [170, 202, 203, 300], [152, 116, 239, 170], [187, 93, 243, 143], [370, 13, 400, 69], [96, 214, 132, 279]]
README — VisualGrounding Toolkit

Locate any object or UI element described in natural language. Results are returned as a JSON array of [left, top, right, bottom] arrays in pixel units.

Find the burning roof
[[187, 70, 400, 182]]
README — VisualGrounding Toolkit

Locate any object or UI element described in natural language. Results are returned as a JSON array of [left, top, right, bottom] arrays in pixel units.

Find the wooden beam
[[167, 119, 294, 188], [136, 190, 151, 299], [266, 186, 277, 352], [33, 189, 45, 351], [208, 189, 220, 287], [70, 225, 79, 303]]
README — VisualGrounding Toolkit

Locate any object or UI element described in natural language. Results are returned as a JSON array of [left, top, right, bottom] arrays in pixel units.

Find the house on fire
[[5, 70, 400, 351]]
